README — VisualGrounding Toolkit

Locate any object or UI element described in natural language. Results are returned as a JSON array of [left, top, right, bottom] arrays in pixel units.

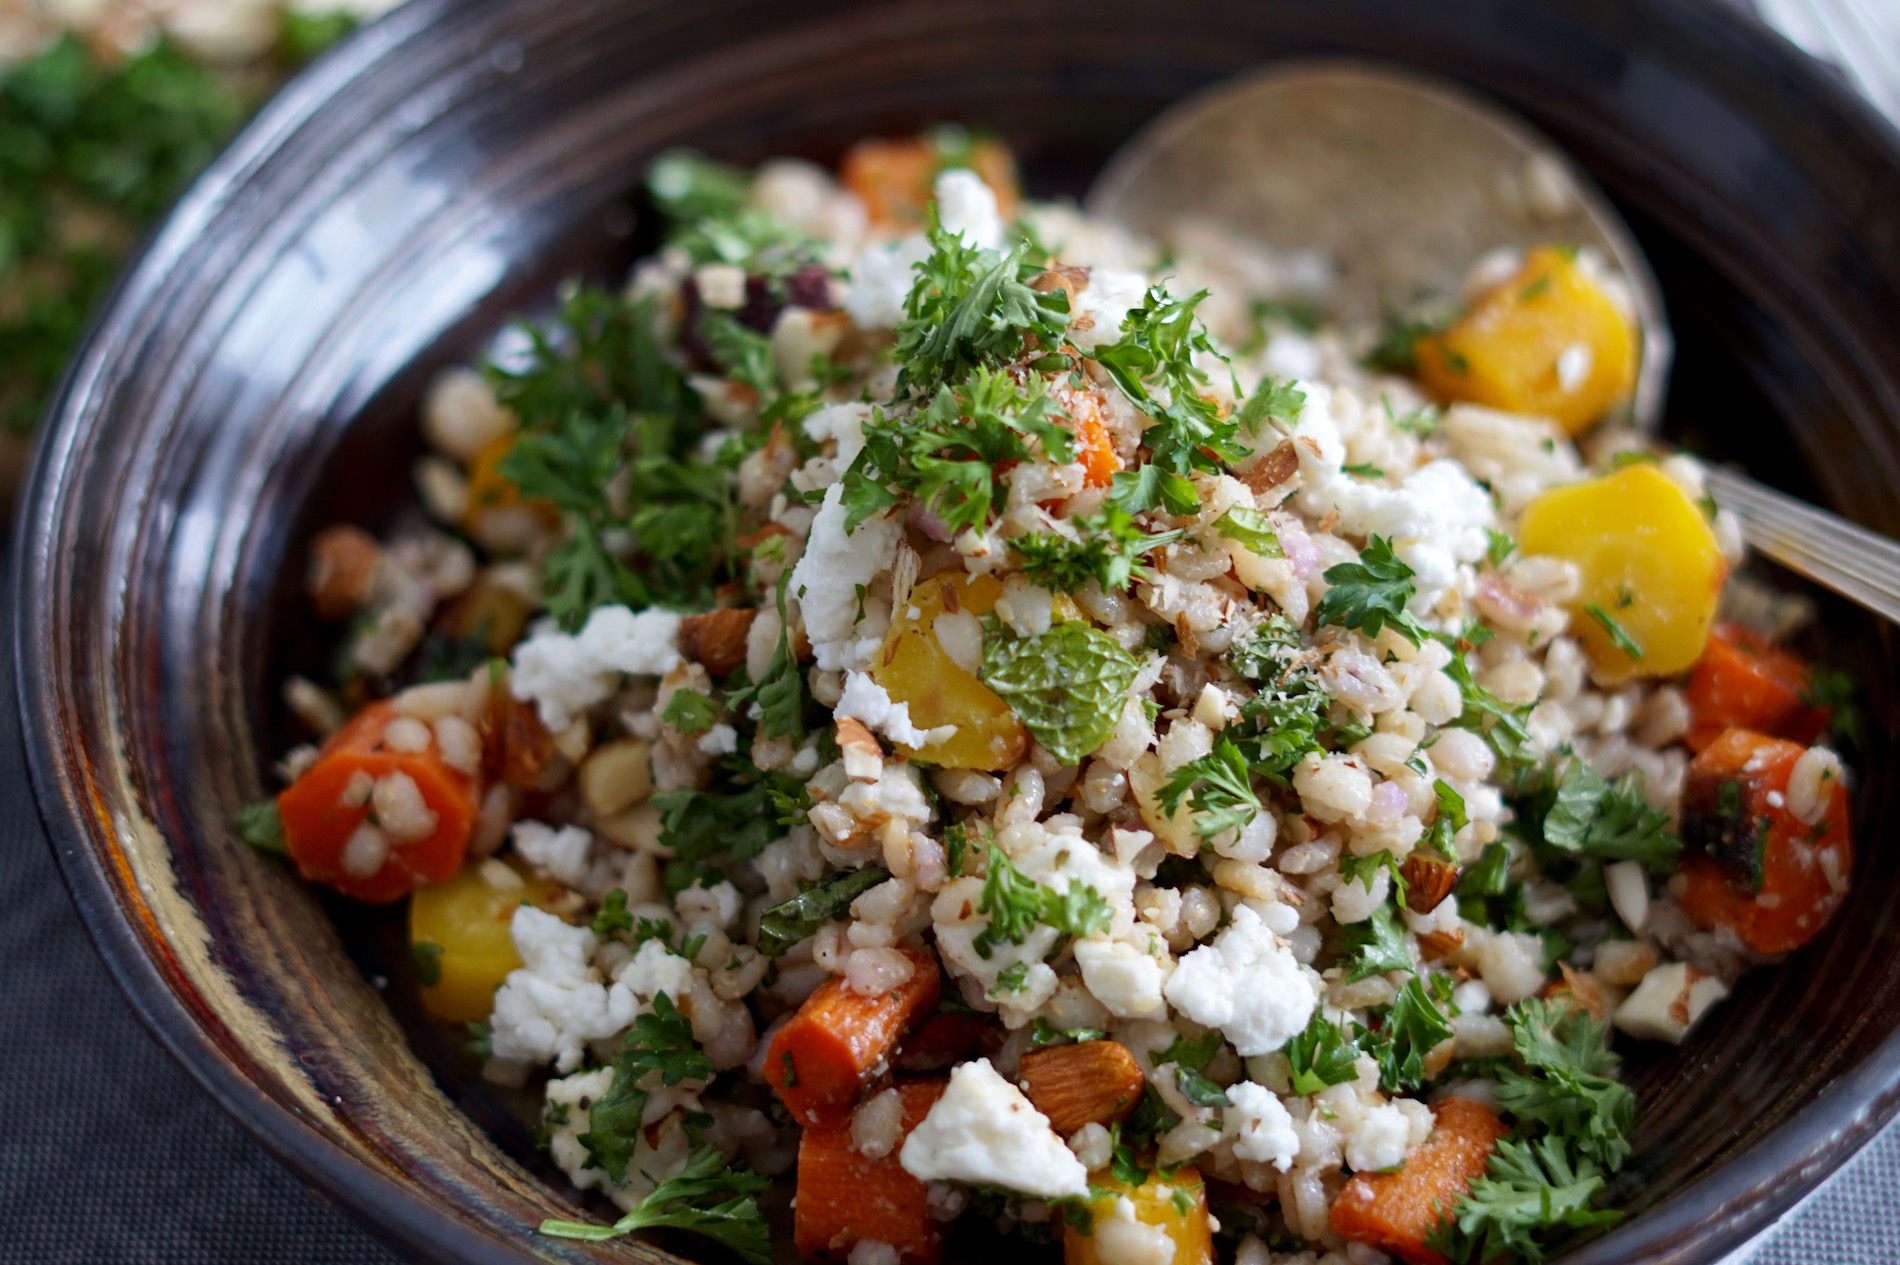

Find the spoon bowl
[[1087, 60, 1672, 427]]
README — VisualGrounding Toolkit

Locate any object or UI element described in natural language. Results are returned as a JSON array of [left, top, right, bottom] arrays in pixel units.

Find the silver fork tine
[[1704, 465, 1900, 625]]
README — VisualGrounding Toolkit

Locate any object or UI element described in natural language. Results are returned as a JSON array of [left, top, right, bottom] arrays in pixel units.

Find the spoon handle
[[1705, 465, 1900, 625]]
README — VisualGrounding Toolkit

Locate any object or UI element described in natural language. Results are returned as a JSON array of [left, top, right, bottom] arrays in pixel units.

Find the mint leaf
[[1214, 505, 1286, 557], [980, 619, 1141, 764], [756, 866, 891, 957]]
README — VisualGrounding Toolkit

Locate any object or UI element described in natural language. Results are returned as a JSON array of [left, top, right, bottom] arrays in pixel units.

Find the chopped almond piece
[[1018, 1039, 1146, 1136], [678, 607, 757, 676]]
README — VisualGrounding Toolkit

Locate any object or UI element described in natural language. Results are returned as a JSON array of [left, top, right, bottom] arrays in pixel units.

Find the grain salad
[[250, 133, 1859, 1265]]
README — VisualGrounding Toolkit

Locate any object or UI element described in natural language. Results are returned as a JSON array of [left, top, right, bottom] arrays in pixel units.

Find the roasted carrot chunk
[[764, 949, 941, 1126], [1330, 1098, 1509, 1265], [1679, 728, 1852, 953], [796, 1079, 948, 1264], [462, 432, 557, 532], [1018, 1040, 1146, 1136], [1065, 1165, 1213, 1265], [1065, 388, 1122, 489], [840, 134, 1020, 230], [1685, 623, 1828, 751], [276, 700, 482, 904]]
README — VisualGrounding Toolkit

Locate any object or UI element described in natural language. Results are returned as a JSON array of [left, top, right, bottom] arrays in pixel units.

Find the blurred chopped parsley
[[0, 17, 358, 434]]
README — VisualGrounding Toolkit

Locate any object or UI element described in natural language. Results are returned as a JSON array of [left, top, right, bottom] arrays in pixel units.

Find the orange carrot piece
[[276, 700, 482, 904], [1685, 623, 1827, 751], [1679, 727, 1852, 953], [1068, 391, 1122, 489], [1018, 1040, 1146, 1136], [795, 1079, 948, 1264], [764, 950, 941, 1127], [840, 136, 1020, 230], [1330, 1098, 1509, 1265]]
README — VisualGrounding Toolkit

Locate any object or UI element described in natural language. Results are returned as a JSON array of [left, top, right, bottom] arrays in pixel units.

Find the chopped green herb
[[1213, 506, 1286, 557], [591, 889, 635, 938], [891, 219, 1069, 397], [755, 866, 891, 957], [540, 1144, 771, 1262], [1342, 462, 1386, 479], [236, 800, 287, 855], [1338, 902, 1413, 983], [1315, 536, 1427, 647], [972, 845, 1112, 958], [1538, 760, 1680, 870], [410, 941, 444, 988], [1010, 508, 1183, 593], [1234, 377, 1308, 437], [1584, 603, 1644, 661], [1031, 1018, 1109, 1049], [1484, 528, 1516, 570], [574, 993, 714, 1185], [1157, 734, 1264, 841], [661, 689, 720, 735], [1285, 1012, 1363, 1096], [1361, 975, 1454, 1093]]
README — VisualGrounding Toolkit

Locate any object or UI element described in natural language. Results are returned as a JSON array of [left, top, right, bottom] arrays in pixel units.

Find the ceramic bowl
[[18, 0, 1900, 1261]]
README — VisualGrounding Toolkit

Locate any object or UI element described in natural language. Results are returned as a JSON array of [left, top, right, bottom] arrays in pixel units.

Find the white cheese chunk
[[898, 1059, 1089, 1198], [1162, 904, 1319, 1056]]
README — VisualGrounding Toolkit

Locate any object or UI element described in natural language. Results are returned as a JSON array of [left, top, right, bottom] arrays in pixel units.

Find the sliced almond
[[679, 607, 758, 676]]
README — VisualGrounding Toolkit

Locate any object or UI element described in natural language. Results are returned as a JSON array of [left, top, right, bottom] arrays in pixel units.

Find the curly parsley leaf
[[655, 759, 810, 892], [979, 618, 1140, 764], [843, 368, 1071, 536], [1234, 376, 1307, 436], [756, 866, 891, 957], [1361, 976, 1454, 1093], [1094, 286, 1238, 491], [1540, 760, 1680, 870], [661, 689, 720, 735], [1427, 1135, 1619, 1265], [1338, 902, 1413, 982], [1495, 998, 1635, 1171], [541, 1144, 771, 1262], [574, 993, 713, 1185], [893, 221, 1069, 397], [1315, 535, 1427, 646], [973, 845, 1112, 958], [1285, 1012, 1363, 1096], [1157, 733, 1263, 841], [1009, 508, 1183, 593]]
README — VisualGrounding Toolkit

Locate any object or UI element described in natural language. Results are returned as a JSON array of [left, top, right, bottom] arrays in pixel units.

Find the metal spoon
[[1088, 61, 1900, 624]]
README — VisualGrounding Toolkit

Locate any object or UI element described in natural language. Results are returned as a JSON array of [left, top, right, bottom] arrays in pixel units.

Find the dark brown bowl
[[17, 0, 1900, 1261]]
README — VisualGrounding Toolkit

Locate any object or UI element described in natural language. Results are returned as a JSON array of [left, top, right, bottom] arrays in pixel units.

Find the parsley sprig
[[1009, 508, 1183, 593], [575, 994, 713, 1185], [842, 368, 1073, 537], [891, 220, 1069, 398], [1315, 535, 1428, 646], [1096, 287, 1234, 514], [1157, 734, 1264, 841], [1429, 998, 1633, 1263], [972, 845, 1112, 958], [541, 1144, 771, 1262]]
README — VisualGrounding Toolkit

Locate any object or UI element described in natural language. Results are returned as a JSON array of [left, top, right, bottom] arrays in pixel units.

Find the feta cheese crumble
[[898, 1059, 1089, 1199], [1162, 904, 1320, 1056]]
